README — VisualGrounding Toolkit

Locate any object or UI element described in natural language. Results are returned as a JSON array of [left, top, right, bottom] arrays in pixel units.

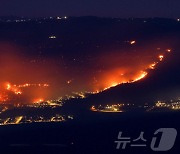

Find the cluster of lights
[[91, 104, 124, 112], [57, 16, 67, 20], [15, 83, 49, 88], [155, 101, 180, 110], [49, 36, 56, 39], [6, 83, 22, 95], [56, 92, 88, 101], [1, 16, 68, 23], [0, 93, 9, 102], [155, 101, 167, 107], [0, 114, 73, 126], [19, 100, 64, 108], [6, 83, 49, 93]]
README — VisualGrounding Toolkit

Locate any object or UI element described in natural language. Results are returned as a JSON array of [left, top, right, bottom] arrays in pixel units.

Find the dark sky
[[0, 0, 180, 18]]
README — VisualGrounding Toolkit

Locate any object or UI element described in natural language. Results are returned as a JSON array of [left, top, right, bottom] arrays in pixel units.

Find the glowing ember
[[0, 82, 50, 103], [132, 71, 148, 83], [6, 84, 11, 90], [111, 82, 119, 87], [149, 62, 158, 70], [33, 98, 44, 103], [15, 91, 22, 95], [5, 83, 22, 95], [15, 83, 49, 88], [159, 55, 164, 61]]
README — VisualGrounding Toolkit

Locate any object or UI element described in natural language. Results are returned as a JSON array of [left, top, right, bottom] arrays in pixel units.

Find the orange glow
[[0, 82, 50, 103], [0, 93, 8, 102], [16, 83, 49, 88], [149, 62, 158, 70], [132, 71, 148, 83], [94, 47, 172, 93], [0, 42, 173, 103], [5, 82, 22, 95], [33, 98, 44, 103], [159, 55, 164, 61], [94, 71, 148, 93], [91, 106, 97, 111], [111, 82, 119, 87]]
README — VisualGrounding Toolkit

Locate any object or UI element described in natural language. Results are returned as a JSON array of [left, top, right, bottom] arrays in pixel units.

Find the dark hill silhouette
[[85, 46, 180, 105]]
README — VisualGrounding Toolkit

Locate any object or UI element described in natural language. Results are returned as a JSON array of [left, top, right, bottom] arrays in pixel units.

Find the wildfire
[[15, 83, 49, 88], [5, 83, 22, 95], [94, 71, 148, 93], [0, 93, 8, 102], [149, 62, 158, 70], [132, 71, 148, 83], [0, 82, 50, 103], [94, 48, 172, 93], [0, 41, 173, 103], [159, 55, 164, 61], [33, 98, 44, 103]]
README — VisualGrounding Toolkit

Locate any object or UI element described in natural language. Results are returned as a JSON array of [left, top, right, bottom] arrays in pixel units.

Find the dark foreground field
[[0, 111, 179, 154]]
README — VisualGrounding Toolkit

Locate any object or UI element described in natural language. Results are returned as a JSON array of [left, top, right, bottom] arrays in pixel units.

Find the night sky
[[0, 0, 180, 18]]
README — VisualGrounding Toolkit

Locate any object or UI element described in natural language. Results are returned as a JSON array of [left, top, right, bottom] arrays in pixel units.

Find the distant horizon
[[0, 0, 180, 19], [0, 15, 179, 20]]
